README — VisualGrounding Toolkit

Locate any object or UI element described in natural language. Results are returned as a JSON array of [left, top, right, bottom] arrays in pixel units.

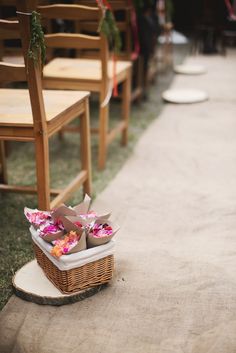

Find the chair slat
[[45, 33, 101, 50], [0, 62, 26, 82], [0, 0, 17, 5], [38, 4, 99, 21], [75, 0, 132, 11], [79, 20, 127, 33], [107, 1, 132, 10], [0, 19, 20, 40]]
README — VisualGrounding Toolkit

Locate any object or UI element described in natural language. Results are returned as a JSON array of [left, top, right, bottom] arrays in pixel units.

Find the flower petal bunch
[[39, 218, 64, 235], [24, 207, 50, 228], [80, 210, 97, 220], [90, 222, 113, 238], [51, 231, 80, 257], [24, 207, 65, 240]]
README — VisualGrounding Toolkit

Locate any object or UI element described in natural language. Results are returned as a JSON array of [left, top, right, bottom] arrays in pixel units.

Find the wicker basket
[[33, 243, 114, 294]]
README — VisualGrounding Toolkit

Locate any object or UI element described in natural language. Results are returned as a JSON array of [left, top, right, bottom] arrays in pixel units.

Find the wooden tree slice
[[174, 64, 207, 75], [12, 260, 107, 306], [162, 89, 208, 104]]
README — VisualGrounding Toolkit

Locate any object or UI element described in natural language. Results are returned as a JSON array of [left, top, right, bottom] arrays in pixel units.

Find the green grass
[[0, 45, 189, 310]]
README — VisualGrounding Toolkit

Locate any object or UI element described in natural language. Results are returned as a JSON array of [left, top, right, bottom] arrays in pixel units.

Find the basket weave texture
[[33, 243, 114, 294]]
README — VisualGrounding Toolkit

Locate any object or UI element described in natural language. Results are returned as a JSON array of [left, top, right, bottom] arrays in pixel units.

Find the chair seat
[[43, 58, 132, 83], [0, 89, 89, 127]]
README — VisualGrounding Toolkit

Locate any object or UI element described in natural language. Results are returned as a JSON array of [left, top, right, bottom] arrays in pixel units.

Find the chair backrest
[[0, 18, 21, 63], [74, 0, 133, 59], [37, 4, 109, 80], [0, 0, 48, 135], [0, 18, 26, 84], [106, 0, 133, 58], [0, 1, 19, 60]]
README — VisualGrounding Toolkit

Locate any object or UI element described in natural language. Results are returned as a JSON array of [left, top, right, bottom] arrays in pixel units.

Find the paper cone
[[69, 215, 96, 226], [40, 230, 65, 243], [24, 207, 51, 229], [87, 220, 119, 248], [60, 216, 85, 233], [66, 231, 87, 254], [51, 205, 76, 222], [96, 212, 111, 220], [73, 194, 91, 215]]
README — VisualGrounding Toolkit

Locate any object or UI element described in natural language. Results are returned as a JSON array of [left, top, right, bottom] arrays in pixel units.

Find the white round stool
[[174, 64, 207, 75], [162, 89, 208, 104]]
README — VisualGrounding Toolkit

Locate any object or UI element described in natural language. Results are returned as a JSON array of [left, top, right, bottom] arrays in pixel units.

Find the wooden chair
[[75, 0, 143, 102], [0, 3, 92, 210], [37, 3, 132, 170]]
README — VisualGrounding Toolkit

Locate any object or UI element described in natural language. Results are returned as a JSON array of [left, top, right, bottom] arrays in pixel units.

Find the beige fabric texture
[[1, 50, 236, 353]]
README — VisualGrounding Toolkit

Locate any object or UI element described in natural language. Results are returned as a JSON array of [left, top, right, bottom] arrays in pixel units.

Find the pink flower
[[39, 220, 65, 237], [80, 210, 97, 219], [24, 208, 51, 226], [74, 221, 83, 228], [90, 223, 113, 238], [54, 218, 64, 230], [41, 224, 59, 234]]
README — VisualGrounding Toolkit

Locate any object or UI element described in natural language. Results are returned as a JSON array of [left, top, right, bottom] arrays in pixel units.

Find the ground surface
[[1, 48, 236, 353]]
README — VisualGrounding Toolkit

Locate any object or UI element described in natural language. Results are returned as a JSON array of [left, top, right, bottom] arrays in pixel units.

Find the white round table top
[[162, 89, 208, 104], [12, 260, 105, 305], [174, 64, 207, 75]]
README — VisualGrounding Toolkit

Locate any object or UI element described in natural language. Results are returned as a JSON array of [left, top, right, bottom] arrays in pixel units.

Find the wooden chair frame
[[0, 1, 92, 210], [75, 0, 143, 102], [38, 3, 132, 170]]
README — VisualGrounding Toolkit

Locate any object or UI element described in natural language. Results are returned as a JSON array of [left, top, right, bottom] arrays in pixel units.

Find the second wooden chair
[[38, 3, 132, 170]]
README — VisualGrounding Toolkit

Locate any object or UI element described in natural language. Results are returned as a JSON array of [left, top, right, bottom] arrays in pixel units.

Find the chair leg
[[164, 30, 173, 67], [121, 68, 131, 146], [131, 56, 144, 103], [0, 141, 8, 183], [35, 134, 51, 210], [137, 56, 144, 102], [80, 98, 92, 195], [58, 130, 64, 140], [221, 33, 226, 56], [98, 95, 109, 170]]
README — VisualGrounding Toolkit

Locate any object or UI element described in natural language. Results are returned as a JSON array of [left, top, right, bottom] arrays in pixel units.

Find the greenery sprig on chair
[[28, 11, 46, 66], [96, 0, 121, 53]]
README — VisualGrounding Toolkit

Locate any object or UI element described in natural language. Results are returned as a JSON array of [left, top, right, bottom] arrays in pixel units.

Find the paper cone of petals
[[38, 220, 65, 243], [60, 215, 86, 233], [69, 214, 97, 227], [50, 230, 87, 257], [24, 207, 51, 229], [87, 219, 119, 248], [73, 194, 91, 215], [75, 195, 111, 220], [51, 205, 76, 223], [67, 231, 87, 254], [40, 230, 65, 243]]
